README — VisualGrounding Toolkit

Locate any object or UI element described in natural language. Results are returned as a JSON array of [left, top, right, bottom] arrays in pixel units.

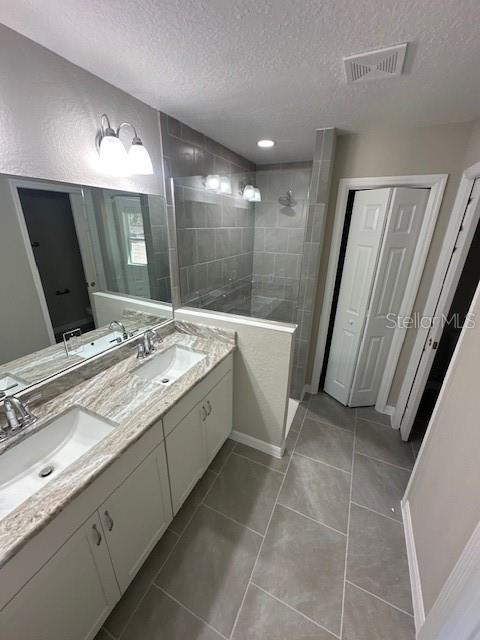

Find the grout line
[[276, 502, 347, 537], [304, 413, 356, 435], [228, 407, 305, 639], [345, 581, 414, 618], [250, 582, 341, 639], [116, 527, 186, 640], [100, 626, 116, 640], [356, 415, 393, 428], [202, 503, 264, 538], [293, 450, 352, 475], [339, 408, 356, 639], [350, 501, 403, 524], [154, 584, 229, 639], [230, 450, 286, 474], [354, 451, 413, 473]]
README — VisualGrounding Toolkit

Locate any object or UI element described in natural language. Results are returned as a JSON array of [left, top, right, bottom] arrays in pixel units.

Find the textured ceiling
[[1, 0, 480, 162]]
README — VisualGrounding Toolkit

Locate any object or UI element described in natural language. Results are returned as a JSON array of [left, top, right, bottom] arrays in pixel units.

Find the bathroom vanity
[[0, 322, 235, 640]]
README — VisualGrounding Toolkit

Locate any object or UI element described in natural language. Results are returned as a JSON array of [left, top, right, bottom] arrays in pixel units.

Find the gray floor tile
[[343, 582, 415, 640], [121, 585, 223, 640], [279, 453, 350, 532], [208, 438, 236, 472], [355, 406, 391, 426], [104, 529, 178, 638], [157, 505, 262, 637], [347, 504, 412, 613], [307, 392, 356, 431], [295, 417, 354, 472], [234, 429, 297, 473], [170, 470, 218, 535], [253, 505, 346, 635], [205, 453, 283, 534], [356, 420, 414, 469], [232, 584, 336, 639], [352, 454, 410, 521]]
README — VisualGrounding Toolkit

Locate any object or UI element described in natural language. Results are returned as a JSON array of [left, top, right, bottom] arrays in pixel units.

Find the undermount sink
[[0, 374, 29, 397], [135, 345, 206, 386], [0, 407, 116, 519], [71, 331, 124, 359]]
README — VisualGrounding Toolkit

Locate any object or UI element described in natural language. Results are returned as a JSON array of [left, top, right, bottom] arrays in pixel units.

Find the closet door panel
[[324, 188, 392, 405], [350, 187, 430, 406]]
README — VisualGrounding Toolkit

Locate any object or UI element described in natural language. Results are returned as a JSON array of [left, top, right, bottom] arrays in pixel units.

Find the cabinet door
[[100, 445, 172, 593], [166, 404, 205, 514], [0, 513, 119, 640], [205, 371, 233, 464]]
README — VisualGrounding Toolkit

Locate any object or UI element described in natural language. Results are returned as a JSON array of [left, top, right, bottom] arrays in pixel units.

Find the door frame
[[8, 178, 87, 345], [394, 161, 480, 438], [310, 174, 448, 416]]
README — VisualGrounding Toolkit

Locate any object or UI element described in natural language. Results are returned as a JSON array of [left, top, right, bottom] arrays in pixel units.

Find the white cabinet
[[203, 370, 233, 464], [166, 404, 206, 514], [100, 445, 172, 592], [0, 513, 119, 640], [166, 369, 233, 514]]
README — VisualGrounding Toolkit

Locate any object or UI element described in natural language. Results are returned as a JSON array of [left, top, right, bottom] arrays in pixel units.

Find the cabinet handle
[[92, 524, 102, 546], [104, 510, 114, 532], [201, 405, 207, 422], [206, 400, 212, 416]]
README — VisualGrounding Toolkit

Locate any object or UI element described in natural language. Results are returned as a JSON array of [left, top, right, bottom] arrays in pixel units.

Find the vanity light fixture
[[242, 184, 256, 202], [219, 175, 232, 195], [257, 139, 276, 148], [205, 174, 221, 191], [253, 187, 262, 202], [98, 114, 154, 175]]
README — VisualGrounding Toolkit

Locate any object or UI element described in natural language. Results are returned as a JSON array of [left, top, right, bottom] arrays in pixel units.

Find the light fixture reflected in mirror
[[98, 114, 154, 176], [253, 187, 261, 202], [242, 184, 256, 201], [219, 175, 232, 195], [205, 174, 221, 191]]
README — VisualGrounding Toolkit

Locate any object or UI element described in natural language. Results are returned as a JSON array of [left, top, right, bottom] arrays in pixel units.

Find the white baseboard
[[230, 430, 284, 459], [402, 499, 425, 631]]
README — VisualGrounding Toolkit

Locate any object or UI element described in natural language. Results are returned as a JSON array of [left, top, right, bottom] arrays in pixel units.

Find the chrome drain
[[161, 378, 170, 384], [39, 465, 54, 478]]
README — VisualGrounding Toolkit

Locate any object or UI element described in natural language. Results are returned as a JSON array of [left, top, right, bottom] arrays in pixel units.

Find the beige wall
[[406, 281, 480, 614], [0, 24, 164, 195], [307, 123, 475, 401]]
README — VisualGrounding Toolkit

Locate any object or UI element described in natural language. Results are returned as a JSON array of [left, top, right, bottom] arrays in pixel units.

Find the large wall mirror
[[0, 175, 173, 395]]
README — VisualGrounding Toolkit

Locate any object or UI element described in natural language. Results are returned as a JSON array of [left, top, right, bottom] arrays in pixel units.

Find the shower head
[[278, 190, 296, 207]]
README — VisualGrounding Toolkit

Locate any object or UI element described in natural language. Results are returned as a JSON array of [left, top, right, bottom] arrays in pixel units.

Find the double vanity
[[0, 321, 235, 640]]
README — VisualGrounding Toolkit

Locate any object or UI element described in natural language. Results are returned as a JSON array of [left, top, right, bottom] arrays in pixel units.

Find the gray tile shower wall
[[252, 163, 312, 324], [291, 129, 336, 399], [159, 112, 256, 311]]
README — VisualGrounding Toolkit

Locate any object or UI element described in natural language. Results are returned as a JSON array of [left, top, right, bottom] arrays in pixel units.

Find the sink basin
[[0, 407, 116, 519], [72, 332, 124, 358], [0, 374, 29, 397], [135, 345, 206, 386]]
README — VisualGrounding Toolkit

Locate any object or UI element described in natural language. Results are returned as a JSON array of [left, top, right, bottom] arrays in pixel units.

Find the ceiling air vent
[[344, 43, 408, 83]]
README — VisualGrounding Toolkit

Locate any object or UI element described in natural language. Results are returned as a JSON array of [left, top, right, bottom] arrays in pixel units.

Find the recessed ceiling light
[[257, 139, 275, 148]]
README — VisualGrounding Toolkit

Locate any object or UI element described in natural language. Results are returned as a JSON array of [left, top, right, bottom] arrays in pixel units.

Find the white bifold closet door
[[324, 186, 429, 407]]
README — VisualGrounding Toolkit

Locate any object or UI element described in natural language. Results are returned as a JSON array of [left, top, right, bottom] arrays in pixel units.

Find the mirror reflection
[[0, 176, 173, 394]]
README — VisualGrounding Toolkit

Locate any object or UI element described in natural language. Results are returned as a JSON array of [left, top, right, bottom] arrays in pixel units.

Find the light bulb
[[99, 133, 128, 176], [243, 185, 256, 201], [205, 174, 221, 191], [219, 176, 232, 195], [128, 139, 154, 175]]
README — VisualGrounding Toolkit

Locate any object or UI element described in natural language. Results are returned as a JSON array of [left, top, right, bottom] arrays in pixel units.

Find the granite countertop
[[0, 322, 235, 569]]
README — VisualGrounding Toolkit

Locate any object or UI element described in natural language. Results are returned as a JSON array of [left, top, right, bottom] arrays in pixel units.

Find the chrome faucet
[[1, 396, 38, 438], [143, 330, 158, 355], [109, 320, 128, 341]]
